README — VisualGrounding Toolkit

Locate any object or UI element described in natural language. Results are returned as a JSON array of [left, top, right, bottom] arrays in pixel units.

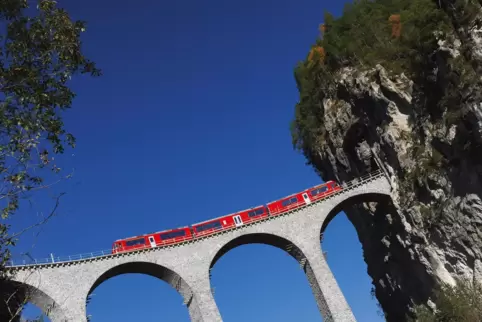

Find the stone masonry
[[6, 172, 392, 322]]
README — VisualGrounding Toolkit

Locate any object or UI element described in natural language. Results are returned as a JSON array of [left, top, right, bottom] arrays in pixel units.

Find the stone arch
[[210, 233, 307, 269], [318, 188, 402, 320], [87, 261, 195, 319], [209, 232, 330, 319], [209, 232, 352, 321], [320, 191, 392, 234], [0, 279, 67, 322]]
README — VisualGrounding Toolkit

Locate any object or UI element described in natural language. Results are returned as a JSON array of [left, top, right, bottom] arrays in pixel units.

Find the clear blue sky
[[11, 0, 384, 321]]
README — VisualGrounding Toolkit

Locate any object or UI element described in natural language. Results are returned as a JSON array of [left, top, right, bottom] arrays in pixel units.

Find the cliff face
[[313, 62, 482, 319], [292, 2, 482, 320]]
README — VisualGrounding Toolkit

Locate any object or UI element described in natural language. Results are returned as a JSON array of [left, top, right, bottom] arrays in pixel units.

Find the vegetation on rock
[[0, 0, 100, 320], [292, 0, 478, 164], [409, 280, 482, 322]]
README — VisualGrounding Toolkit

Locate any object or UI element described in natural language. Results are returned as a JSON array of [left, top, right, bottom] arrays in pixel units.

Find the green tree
[[0, 0, 100, 320]]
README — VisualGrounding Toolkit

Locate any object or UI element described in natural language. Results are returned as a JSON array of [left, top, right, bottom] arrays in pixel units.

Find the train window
[[248, 208, 264, 217], [125, 238, 145, 247], [160, 230, 186, 240], [196, 220, 222, 232], [282, 197, 298, 207], [312, 186, 328, 196]]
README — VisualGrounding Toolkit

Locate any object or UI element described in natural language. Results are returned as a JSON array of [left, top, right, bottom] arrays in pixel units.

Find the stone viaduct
[[5, 170, 392, 322]]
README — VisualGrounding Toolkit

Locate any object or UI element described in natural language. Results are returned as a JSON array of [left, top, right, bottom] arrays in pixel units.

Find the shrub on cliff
[[318, 0, 450, 75], [410, 280, 482, 322]]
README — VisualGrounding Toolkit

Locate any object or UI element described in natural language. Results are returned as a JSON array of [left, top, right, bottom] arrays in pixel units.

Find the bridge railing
[[5, 169, 386, 268], [6, 249, 115, 266]]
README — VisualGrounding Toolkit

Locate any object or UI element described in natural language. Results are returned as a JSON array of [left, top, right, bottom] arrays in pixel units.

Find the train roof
[[114, 226, 191, 242], [265, 180, 333, 204], [266, 189, 305, 204], [310, 180, 334, 189], [191, 205, 266, 226]]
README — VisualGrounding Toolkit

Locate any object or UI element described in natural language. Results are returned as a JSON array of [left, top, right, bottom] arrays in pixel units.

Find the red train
[[111, 180, 342, 254]]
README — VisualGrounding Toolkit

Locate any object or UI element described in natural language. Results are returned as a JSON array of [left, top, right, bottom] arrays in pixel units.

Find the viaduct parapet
[[6, 171, 392, 322]]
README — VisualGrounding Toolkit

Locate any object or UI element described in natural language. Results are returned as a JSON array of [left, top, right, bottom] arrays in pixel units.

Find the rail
[[5, 169, 385, 268]]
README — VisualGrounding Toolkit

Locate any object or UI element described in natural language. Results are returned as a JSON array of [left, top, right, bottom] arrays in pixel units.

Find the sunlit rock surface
[[301, 9, 482, 320]]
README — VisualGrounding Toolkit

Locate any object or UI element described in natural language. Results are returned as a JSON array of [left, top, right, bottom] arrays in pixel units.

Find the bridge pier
[[48, 306, 82, 322], [186, 276, 222, 322], [304, 249, 357, 322], [285, 226, 357, 322]]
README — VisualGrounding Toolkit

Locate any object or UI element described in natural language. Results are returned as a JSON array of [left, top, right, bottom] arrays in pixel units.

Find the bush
[[410, 279, 482, 322]]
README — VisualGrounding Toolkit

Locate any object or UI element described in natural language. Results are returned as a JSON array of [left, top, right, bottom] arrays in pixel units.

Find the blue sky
[[11, 0, 384, 321]]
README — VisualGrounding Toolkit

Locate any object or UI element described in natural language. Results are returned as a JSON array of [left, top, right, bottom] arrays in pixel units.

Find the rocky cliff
[[292, 0, 482, 320]]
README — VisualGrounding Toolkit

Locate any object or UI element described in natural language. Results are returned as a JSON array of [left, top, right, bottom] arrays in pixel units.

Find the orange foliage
[[389, 14, 401, 38], [308, 46, 325, 63], [319, 23, 330, 38]]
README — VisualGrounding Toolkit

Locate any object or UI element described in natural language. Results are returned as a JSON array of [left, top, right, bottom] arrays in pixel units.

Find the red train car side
[[307, 180, 341, 202], [112, 235, 148, 254], [267, 192, 308, 216], [331, 181, 342, 193], [266, 180, 341, 216], [192, 215, 232, 238], [236, 206, 268, 225], [112, 226, 192, 254], [191, 206, 268, 238], [158, 227, 192, 246]]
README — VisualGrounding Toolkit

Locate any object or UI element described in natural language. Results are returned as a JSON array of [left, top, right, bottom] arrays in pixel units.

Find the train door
[[302, 192, 311, 205], [233, 215, 243, 227], [148, 236, 156, 248]]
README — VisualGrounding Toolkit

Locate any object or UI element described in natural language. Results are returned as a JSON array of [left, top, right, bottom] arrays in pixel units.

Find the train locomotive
[[112, 180, 342, 254]]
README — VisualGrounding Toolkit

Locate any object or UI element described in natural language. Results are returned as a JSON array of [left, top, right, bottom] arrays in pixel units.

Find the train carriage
[[112, 179, 344, 255], [112, 235, 148, 254], [191, 215, 233, 237], [267, 191, 308, 216], [307, 180, 342, 201], [191, 205, 268, 237], [112, 226, 193, 254], [158, 226, 193, 245], [231, 206, 268, 227]]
